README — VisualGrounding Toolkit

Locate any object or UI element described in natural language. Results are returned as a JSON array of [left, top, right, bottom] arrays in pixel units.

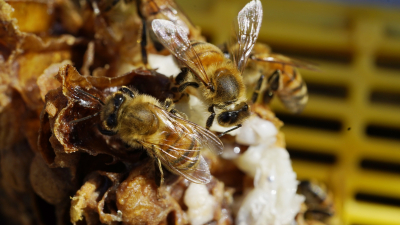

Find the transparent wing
[[151, 19, 211, 87], [164, 154, 211, 184], [233, 0, 263, 74], [251, 53, 320, 71], [139, 105, 223, 183], [152, 105, 223, 155], [155, 0, 195, 35], [150, 143, 212, 184]]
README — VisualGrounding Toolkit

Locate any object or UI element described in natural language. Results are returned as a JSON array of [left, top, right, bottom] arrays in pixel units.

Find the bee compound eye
[[113, 94, 124, 107], [219, 111, 238, 124], [106, 113, 117, 127]]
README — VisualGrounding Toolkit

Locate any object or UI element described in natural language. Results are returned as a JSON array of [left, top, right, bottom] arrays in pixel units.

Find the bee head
[[99, 87, 135, 135], [216, 102, 250, 127]]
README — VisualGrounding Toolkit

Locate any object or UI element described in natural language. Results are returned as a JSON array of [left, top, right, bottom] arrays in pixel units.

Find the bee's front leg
[[165, 98, 188, 119], [175, 68, 199, 92], [97, 124, 117, 136], [206, 105, 216, 130], [175, 67, 189, 85], [178, 81, 199, 92], [164, 98, 174, 111], [218, 124, 242, 138]]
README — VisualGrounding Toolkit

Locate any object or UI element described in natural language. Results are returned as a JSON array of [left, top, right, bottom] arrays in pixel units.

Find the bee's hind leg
[[262, 70, 281, 104], [251, 73, 265, 103], [156, 158, 164, 187]]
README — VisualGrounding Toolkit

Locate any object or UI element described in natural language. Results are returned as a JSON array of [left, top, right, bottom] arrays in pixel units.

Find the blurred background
[[175, 0, 400, 224]]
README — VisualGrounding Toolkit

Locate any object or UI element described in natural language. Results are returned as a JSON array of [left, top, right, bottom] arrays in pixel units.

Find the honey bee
[[151, 0, 263, 136], [246, 43, 319, 113], [297, 180, 335, 222], [74, 86, 223, 184], [136, 0, 203, 65]]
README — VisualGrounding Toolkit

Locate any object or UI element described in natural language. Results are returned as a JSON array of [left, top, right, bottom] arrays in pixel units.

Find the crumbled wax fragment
[[184, 183, 216, 225]]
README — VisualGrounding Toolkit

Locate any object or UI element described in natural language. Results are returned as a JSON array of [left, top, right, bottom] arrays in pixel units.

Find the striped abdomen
[[190, 41, 226, 68], [277, 66, 308, 113], [153, 126, 200, 172]]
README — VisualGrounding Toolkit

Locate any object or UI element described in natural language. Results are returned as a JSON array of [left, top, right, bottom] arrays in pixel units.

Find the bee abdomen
[[278, 80, 308, 113], [191, 41, 225, 67], [161, 129, 200, 171]]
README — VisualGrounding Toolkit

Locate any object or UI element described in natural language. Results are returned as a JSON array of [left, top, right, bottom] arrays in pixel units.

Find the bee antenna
[[75, 88, 105, 105], [69, 112, 100, 124]]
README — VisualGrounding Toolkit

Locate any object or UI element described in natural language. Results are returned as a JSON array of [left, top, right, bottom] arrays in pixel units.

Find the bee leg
[[218, 124, 242, 137], [268, 70, 281, 91], [164, 98, 174, 110], [165, 99, 189, 119], [156, 158, 164, 187], [97, 125, 117, 136], [206, 105, 216, 129], [172, 92, 188, 103], [175, 68, 189, 85], [170, 109, 188, 120], [251, 74, 265, 103], [262, 70, 281, 104], [69, 112, 100, 124], [178, 82, 199, 92], [140, 18, 149, 67]]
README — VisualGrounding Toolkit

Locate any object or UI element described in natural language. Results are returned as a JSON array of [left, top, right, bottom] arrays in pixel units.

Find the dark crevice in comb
[[276, 113, 342, 132], [370, 90, 400, 107], [355, 193, 400, 208], [35, 194, 57, 225], [307, 82, 348, 99], [361, 159, 400, 174], [366, 124, 400, 141], [287, 148, 336, 164]]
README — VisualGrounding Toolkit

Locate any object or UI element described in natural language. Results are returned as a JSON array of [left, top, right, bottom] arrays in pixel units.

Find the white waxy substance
[[235, 115, 277, 146], [231, 115, 304, 225], [184, 183, 216, 225], [148, 53, 181, 77], [236, 147, 305, 225]]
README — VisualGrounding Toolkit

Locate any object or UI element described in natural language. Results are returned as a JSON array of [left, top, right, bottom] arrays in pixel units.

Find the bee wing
[[164, 154, 211, 184], [251, 53, 320, 71], [154, 145, 212, 184], [154, 0, 195, 34], [233, 0, 263, 74], [153, 105, 224, 155], [152, 19, 211, 87], [139, 105, 223, 184]]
